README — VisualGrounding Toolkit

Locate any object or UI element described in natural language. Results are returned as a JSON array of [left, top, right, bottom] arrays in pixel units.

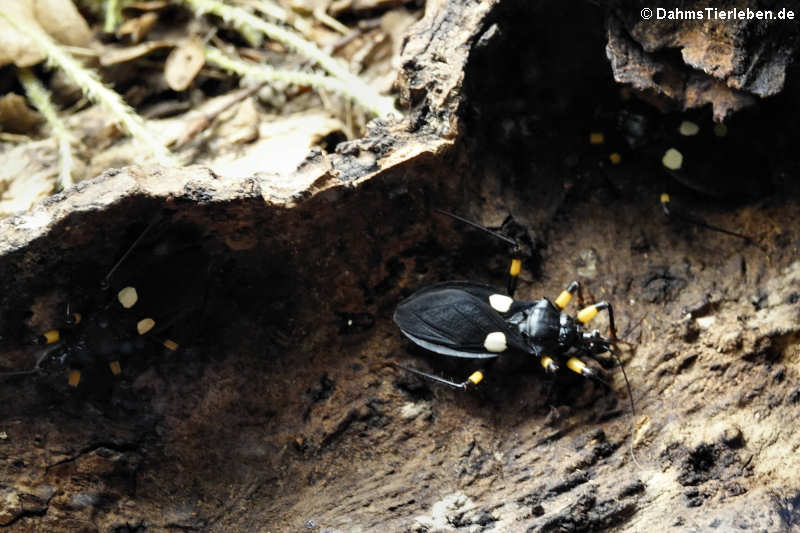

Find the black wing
[[394, 282, 531, 358], [401, 281, 532, 316]]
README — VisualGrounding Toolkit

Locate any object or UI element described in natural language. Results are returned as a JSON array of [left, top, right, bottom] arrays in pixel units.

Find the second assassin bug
[[0, 214, 211, 399]]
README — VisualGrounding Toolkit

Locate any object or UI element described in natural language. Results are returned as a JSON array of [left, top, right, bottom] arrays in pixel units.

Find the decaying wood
[[604, 0, 800, 120], [1, 1, 800, 532]]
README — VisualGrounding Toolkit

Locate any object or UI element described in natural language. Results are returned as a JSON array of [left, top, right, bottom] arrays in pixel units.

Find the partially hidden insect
[[0, 215, 208, 395], [393, 210, 633, 409]]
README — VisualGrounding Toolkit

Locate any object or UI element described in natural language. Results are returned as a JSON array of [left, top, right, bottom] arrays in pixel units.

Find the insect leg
[[393, 363, 485, 390], [577, 301, 617, 340], [507, 248, 522, 298], [565, 357, 613, 393], [660, 193, 751, 242], [553, 281, 585, 309], [434, 209, 522, 297], [539, 355, 559, 373]]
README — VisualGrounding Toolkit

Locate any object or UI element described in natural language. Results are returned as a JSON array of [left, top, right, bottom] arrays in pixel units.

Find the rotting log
[[604, 0, 800, 120], [1, 1, 800, 532]]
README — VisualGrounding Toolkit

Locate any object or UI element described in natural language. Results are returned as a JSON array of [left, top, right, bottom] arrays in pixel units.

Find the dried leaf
[[0, 1, 46, 67], [0, 93, 43, 133], [118, 12, 159, 43], [0, 141, 60, 216], [164, 38, 206, 92], [211, 110, 345, 177], [330, 0, 404, 16], [0, 0, 92, 67], [125, 1, 170, 10], [99, 40, 173, 66], [215, 98, 260, 145], [284, 0, 329, 14], [33, 0, 92, 46]]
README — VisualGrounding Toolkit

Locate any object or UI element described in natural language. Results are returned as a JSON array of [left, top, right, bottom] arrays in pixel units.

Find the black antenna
[[101, 215, 161, 289], [608, 346, 636, 417], [435, 209, 518, 248]]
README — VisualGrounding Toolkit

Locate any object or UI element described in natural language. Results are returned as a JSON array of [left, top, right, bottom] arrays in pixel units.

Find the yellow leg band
[[577, 305, 599, 324], [109, 361, 122, 375], [566, 357, 587, 375], [163, 339, 179, 351], [609, 152, 622, 165], [43, 329, 60, 344], [509, 258, 522, 277], [660, 193, 671, 204], [554, 290, 572, 309], [468, 371, 484, 385], [67, 370, 81, 387], [589, 132, 604, 145], [540, 356, 557, 372], [71, 313, 82, 325]]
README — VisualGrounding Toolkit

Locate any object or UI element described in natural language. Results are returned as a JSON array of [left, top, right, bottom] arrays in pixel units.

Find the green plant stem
[[17, 67, 75, 189], [185, 0, 397, 118], [0, 10, 175, 165], [104, 0, 122, 33], [206, 46, 364, 105]]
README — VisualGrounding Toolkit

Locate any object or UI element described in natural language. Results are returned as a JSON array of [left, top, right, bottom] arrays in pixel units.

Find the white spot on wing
[[488, 293, 513, 313], [118, 286, 138, 308], [484, 331, 507, 352], [137, 318, 155, 335], [679, 120, 699, 136], [662, 148, 683, 170]]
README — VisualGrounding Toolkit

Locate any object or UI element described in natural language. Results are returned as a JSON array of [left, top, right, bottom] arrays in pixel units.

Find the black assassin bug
[[393, 210, 633, 408], [0, 215, 208, 394]]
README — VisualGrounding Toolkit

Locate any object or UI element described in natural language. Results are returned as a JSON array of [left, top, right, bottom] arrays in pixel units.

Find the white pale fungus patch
[[399, 401, 432, 420], [137, 318, 155, 335], [662, 148, 683, 170], [696, 316, 716, 330], [679, 120, 699, 136], [484, 331, 507, 352], [488, 293, 513, 313], [415, 492, 475, 531], [118, 286, 138, 308]]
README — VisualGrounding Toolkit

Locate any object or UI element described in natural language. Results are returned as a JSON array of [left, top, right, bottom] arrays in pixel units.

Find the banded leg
[[565, 356, 598, 379], [507, 249, 522, 298], [577, 301, 617, 340], [67, 369, 82, 387], [554, 280, 585, 310], [394, 363, 485, 390], [539, 355, 559, 374], [434, 209, 523, 297], [661, 193, 750, 241]]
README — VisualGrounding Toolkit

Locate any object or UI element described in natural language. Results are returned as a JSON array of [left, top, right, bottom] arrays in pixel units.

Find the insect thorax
[[513, 299, 580, 354]]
